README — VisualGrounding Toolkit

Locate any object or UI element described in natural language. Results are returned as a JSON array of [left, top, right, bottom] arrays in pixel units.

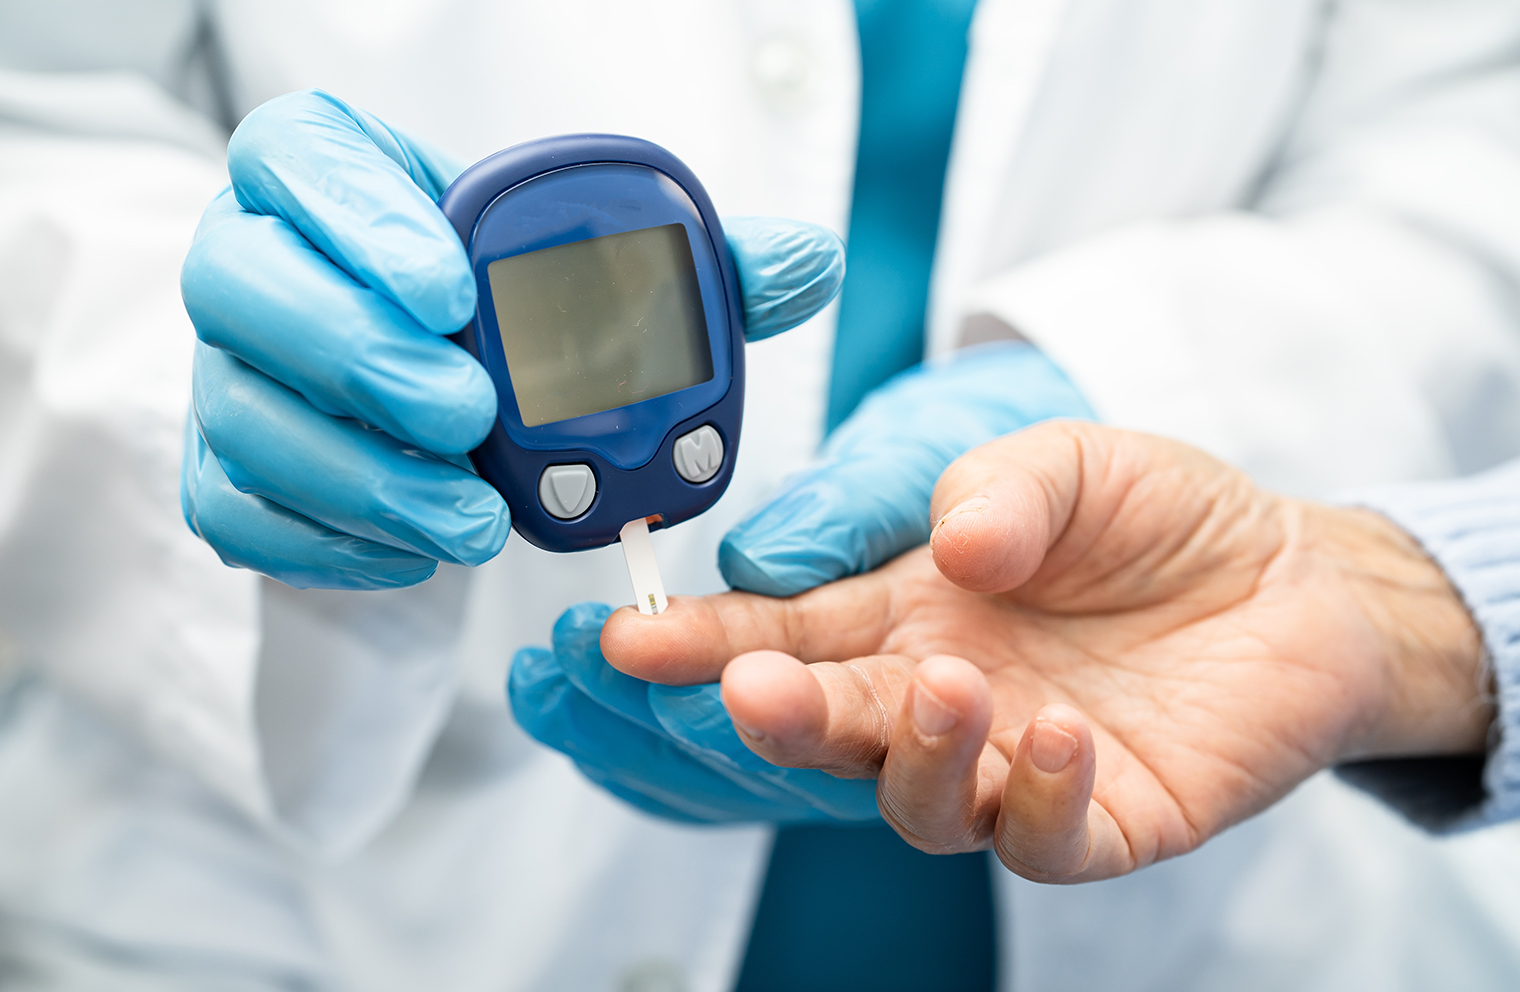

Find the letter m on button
[[674, 426, 724, 484]]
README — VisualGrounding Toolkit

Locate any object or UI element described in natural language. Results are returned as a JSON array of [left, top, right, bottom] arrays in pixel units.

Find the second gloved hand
[[181, 89, 845, 590], [509, 603, 880, 824], [719, 342, 1095, 597]]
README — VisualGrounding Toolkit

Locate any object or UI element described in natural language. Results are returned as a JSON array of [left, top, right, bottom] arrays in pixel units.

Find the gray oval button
[[539, 463, 596, 519], [673, 426, 724, 483], [619, 959, 687, 992]]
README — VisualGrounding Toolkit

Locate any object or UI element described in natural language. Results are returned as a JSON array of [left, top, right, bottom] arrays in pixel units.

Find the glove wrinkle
[[725, 216, 846, 342]]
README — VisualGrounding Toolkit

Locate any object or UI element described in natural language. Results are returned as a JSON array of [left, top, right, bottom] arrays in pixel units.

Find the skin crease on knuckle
[[878, 735, 1007, 856], [792, 658, 913, 778], [993, 819, 1102, 884], [881, 794, 991, 856], [990, 808, 1078, 882], [838, 663, 895, 775]]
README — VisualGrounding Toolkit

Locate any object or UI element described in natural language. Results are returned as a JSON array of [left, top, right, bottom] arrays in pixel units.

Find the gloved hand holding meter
[[182, 92, 844, 603]]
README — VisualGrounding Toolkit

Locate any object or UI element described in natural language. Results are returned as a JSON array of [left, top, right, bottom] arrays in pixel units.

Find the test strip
[[620, 517, 669, 616]]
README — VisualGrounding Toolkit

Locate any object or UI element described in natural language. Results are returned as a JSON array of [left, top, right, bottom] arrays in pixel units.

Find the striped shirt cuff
[[1337, 458, 1520, 832]]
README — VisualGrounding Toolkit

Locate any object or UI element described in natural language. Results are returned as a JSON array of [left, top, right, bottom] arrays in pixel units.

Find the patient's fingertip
[[995, 703, 1097, 880], [1018, 704, 1091, 779], [931, 483, 1051, 594], [599, 596, 717, 682], [930, 496, 991, 562], [597, 605, 657, 670], [930, 495, 1006, 589], [1029, 717, 1080, 774], [910, 680, 959, 736], [721, 650, 804, 698], [721, 651, 822, 749], [932, 495, 991, 535], [911, 656, 991, 737]]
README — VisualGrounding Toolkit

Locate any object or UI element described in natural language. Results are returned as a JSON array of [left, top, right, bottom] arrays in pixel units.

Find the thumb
[[724, 216, 845, 342], [929, 421, 1094, 594]]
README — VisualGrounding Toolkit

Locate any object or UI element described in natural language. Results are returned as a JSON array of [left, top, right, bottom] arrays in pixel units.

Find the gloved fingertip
[[648, 682, 734, 741], [551, 601, 615, 661], [444, 498, 512, 568], [432, 359, 500, 454], [439, 270, 479, 336], [326, 559, 440, 590], [509, 645, 561, 687], [390, 251, 478, 336], [507, 647, 575, 728], [717, 534, 828, 598], [185, 431, 451, 590], [349, 340, 497, 457], [390, 560, 442, 587], [725, 217, 846, 342], [220, 550, 439, 592], [557, 601, 615, 634]]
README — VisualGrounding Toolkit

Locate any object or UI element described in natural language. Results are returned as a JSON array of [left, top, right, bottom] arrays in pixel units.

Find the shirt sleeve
[[1337, 458, 1520, 832]]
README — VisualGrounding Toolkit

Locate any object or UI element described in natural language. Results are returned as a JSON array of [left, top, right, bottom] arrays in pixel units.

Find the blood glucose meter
[[439, 135, 743, 612]]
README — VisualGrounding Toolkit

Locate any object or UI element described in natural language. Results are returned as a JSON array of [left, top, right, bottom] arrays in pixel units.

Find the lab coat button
[[538, 463, 596, 519], [751, 33, 812, 106], [618, 958, 688, 992], [673, 425, 724, 483]]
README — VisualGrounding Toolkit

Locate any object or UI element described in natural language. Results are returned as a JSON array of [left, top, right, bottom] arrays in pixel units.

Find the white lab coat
[[4, 1, 1520, 989]]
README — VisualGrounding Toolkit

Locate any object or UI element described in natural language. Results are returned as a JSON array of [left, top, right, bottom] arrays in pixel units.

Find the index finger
[[228, 89, 474, 334], [600, 565, 900, 685], [183, 189, 497, 455]]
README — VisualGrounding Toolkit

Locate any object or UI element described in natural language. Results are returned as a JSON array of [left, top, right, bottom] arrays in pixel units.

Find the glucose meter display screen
[[487, 223, 714, 427]]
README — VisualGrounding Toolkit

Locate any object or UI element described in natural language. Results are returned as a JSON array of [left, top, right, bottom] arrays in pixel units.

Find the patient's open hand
[[602, 422, 1487, 882]]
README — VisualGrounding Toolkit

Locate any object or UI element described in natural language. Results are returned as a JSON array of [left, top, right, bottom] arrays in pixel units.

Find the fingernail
[[734, 720, 766, 742], [1030, 719, 1078, 774], [912, 682, 959, 736], [933, 496, 990, 537]]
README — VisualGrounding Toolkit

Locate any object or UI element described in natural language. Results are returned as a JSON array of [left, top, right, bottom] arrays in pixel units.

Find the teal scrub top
[[738, 3, 997, 991], [826, 0, 980, 429]]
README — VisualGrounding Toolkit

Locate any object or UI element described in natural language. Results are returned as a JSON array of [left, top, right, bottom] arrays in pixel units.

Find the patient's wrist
[[1311, 503, 1491, 762]]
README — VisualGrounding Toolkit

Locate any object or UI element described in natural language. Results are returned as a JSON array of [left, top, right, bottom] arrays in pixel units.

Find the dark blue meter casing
[[439, 135, 744, 553]]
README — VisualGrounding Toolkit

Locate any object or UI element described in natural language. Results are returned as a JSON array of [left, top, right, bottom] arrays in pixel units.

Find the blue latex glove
[[180, 89, 845, 590], [509, 346, 1093, 825], [721, 342, 1095, 595], [509, 603, 881, 823]]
